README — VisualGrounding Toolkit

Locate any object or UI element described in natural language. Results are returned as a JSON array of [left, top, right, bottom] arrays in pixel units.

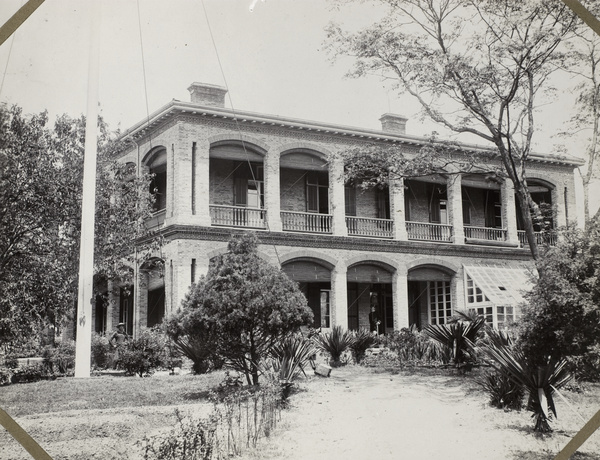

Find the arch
[[526, 177, 556, 191], [345, 254, 399, 273], [278, 250, 337, 269], [405, 258, 459, 275], [208, 133, 269, 154], [281, 258, 333, 282], [142, 145, 167, 166], [279, 141, 334, 159]]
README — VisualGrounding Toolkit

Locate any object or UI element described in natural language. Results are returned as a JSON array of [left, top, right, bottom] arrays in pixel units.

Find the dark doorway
[[120, 286, 134, 336], [147, 286, 165, 328]]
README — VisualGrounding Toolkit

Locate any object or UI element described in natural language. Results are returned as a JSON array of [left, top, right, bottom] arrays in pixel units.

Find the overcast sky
[[0, 0, 597, 217]]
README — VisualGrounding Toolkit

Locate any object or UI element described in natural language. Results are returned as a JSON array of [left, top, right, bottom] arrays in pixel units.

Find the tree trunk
[[515, 186, 540, 261]]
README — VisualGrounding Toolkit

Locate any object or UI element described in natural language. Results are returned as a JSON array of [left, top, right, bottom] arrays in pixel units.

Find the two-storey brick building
[[95, 83, 581, 337]]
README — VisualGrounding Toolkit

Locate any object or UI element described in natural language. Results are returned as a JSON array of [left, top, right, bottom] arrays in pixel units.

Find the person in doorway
[[369, 305, 380, 334], [109, 323, 129, 369]]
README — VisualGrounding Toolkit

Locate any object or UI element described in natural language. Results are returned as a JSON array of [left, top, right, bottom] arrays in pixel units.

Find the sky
[[0, 0, 597, 219]]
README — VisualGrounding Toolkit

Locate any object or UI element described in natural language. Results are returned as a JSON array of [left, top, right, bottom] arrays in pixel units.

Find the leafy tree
[[0, 104, 157, 348], [173, 233, 313, 385], [518, 216, 600, 378], [561, 1, 600, 223], [326, 0, 578, 259]]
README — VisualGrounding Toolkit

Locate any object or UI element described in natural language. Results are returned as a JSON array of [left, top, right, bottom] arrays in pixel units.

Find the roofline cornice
[[120, 101, 585, 167]]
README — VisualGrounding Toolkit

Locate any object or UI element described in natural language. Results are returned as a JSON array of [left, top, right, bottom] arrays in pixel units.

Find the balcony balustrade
[[406, 221, 452, 242], [281, 211, 332, 233], [464, 226, 507, 241], [518, 230, 557, 247], [346, 216, 394, 239], [209, 205, 267, 229]]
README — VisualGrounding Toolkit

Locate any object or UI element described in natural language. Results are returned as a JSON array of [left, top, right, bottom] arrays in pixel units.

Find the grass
[[0, 371, 224, 417]]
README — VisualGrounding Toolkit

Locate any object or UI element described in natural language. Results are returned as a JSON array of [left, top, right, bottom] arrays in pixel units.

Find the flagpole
[[74, 0, 101, 378]]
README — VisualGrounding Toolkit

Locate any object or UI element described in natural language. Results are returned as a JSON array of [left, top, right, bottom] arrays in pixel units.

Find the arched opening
[[404, 177, 452, 242], [407, 265, 455, 328], [516, 179, 556, 246], [280, 150, 331, 233], [209, 142, 266, 228], [281, 258, 332, 329], [145, 148, 167, 212], [346, 262, 394, 333], [141, 258, 165, 328], [461, 174, 505, 241]]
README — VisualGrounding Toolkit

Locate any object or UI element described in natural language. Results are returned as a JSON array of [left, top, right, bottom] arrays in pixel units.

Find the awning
[[463, 264, 535, 306]]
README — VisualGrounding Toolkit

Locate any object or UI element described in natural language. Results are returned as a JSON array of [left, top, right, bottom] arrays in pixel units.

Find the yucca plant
[[314, 325, 355, 367], [423, 315, 485, 369], [269, 333, 317, 383], [349, 329, 378, 364], [479, 334, 572, 433]]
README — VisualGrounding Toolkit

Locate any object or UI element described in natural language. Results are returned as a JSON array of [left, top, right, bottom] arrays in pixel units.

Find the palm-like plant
[[348, 329, 378, 363], [314, 325, 355, 366], [269, 333, 317, 383], [479, 331, 572, 433], [423, 315, 485, 368]]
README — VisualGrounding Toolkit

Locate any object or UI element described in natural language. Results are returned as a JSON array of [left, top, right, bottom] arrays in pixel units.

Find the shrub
[[423, 315, 485, 369], [380, 327, 449, 365], [119, 328, 167, 377], [10, 364, 52, 384], [476, 370, 524, 411], [173, 234, 313, 385], [479, 331, 572, 433], [42, 342, 75, 374], [0, 367, 12, 385], [348, 329, 377, 364], [91, 333, 111, 370], [360, 349, 402, 368], [142, 409, 218, 460], [314, 325, 354, 366]]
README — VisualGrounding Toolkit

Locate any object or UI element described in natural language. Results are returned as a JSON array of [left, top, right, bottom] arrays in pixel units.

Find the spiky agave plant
[[479, 333, 572, 433], [269, 333, 318, 383], [348, 329, 378, 364], [423, 315, 485, 368], [314, 325, 355, 366]]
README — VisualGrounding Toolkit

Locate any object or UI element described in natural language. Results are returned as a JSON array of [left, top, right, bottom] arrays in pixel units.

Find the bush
[[118, 328, 167, 377], [380, 327, 449, 365], [91, 333, 111, 370], [10, 364, 53, 384], [568, 344, 600, 382], [348, 329, 377, 364], [142, 409, 218, 460], [476, 369, 524, 410], [360, 349, 402, 368], [314, 325, 355, 367], [42, 342, 75, 374], [0, 366, 12, 385]]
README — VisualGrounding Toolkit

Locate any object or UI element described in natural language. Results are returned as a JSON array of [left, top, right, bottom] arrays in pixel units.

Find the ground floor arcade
[[92, 237, 533, 337]]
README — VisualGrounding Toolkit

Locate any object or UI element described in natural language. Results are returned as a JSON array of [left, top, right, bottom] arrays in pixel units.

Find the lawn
[[1, 366, 599, 460]]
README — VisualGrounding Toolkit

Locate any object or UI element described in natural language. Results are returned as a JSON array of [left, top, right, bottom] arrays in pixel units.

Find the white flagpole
[[74, 1, 101, 378]]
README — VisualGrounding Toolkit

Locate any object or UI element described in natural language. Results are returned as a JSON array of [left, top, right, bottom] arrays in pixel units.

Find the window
[[234, 162, 264, 208], [466, 275, 489, 303], [320, 289, 330, 328], [485, 190, 502, 228], [428, 281, 452, 325], [345, 185, 356, 216], [147, 150, 167, 212], [428, 184, 448, 224], [306, 171, 329, 214]]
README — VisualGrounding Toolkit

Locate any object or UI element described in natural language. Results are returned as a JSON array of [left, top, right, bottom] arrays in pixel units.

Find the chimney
[[188, 83, 228, 107], [379, 113, 408, 135]]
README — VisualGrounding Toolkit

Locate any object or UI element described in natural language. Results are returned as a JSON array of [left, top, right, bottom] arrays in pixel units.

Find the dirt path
[[246, 367, 599, 460]]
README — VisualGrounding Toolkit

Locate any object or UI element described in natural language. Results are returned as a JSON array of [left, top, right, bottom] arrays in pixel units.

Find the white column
[[393, 271, 409, 330], [330, 158, 347, 236], [447, 175, 464, 244], [502, 180, 519, 245], [331, 263, 348, 330], [390, 177, 408, 240], [265, 150, 282, 232]]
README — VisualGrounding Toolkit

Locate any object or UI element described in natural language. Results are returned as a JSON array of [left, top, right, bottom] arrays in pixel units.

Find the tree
[[518, 215, 600, 379], [326, 0, 578, 259], [562, 1, 600, 223], [0, 104, 157, 348], [171, 233, 313, 385]]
